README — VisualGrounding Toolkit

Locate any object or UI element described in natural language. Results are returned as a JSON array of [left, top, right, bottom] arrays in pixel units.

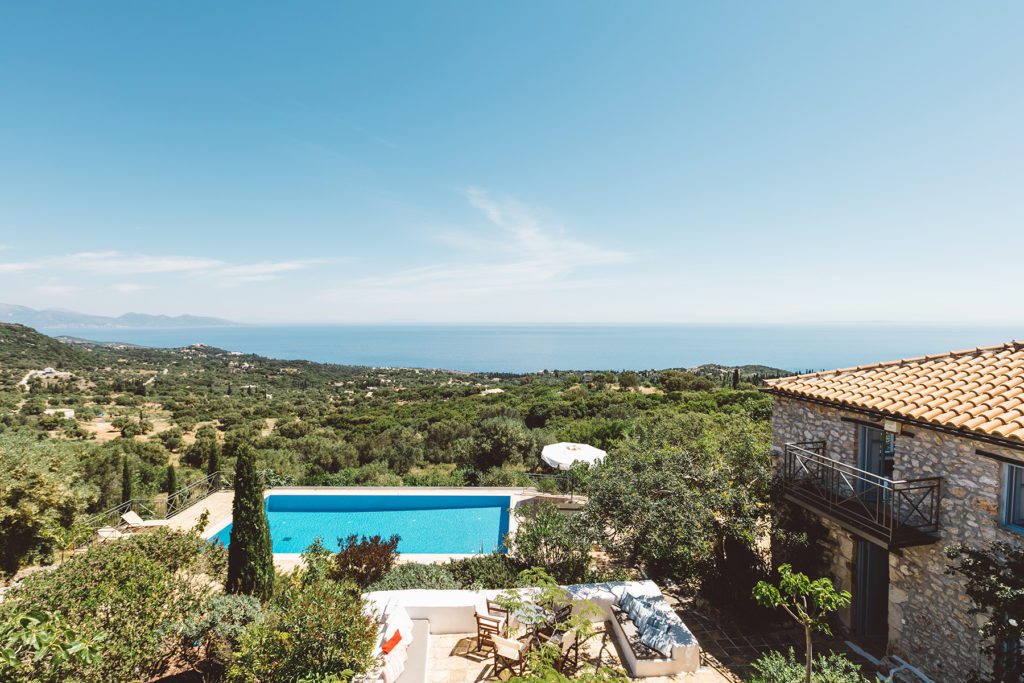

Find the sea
[[36, 324, 1024, 374]]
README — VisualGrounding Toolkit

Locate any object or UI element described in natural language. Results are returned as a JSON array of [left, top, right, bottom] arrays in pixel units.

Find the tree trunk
[[804, 625, 813, 683]]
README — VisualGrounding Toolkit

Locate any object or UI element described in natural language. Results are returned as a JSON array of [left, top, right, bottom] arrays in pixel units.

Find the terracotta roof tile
[[766, 341, 1024, 444]]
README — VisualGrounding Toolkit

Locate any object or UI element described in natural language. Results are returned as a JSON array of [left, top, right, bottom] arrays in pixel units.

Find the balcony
[[780, 442, 941, 549]]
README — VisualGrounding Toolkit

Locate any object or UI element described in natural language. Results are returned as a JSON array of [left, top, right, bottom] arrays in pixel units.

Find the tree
[[184, 428, 220, 471], [947, 542, 1024, 682], [207, 438, 220, 478], [164, 465, 177, 495], [618, 371, 640, 390], [659, 370, 714, 392], [226, 443, 274, 601], [120, 456, 133, 504], [732, 368, 740, 390], [157, 427, 184, 452], [752, 564, 851, 683], [583, 412, 772, 591], [0, 435, 83, 576], [470, 417, 536, 470]]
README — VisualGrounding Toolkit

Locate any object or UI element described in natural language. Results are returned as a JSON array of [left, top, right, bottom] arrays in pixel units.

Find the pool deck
[[170, 486, 550, 570]]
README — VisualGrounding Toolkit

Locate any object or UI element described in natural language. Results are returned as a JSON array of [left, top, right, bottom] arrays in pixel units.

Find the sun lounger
[[97, 526, 131, 541], [121, 510, 168, 529]]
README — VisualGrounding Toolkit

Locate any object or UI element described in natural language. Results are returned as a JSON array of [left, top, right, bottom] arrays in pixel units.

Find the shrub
[[748, 649, 868, 683], [506, 501, 594, 584], [176, 593, 263, 676], [446, 553, 523, 589], [330, 534, 400, 588], [0, 526, 225, 681], [0, 609, 105, 682], [752, 565, 851, 682], [367, 563, 459, 591], [510, 642, 628, 682], [477, 466, 532, 487], [226, 579, 377, 682]]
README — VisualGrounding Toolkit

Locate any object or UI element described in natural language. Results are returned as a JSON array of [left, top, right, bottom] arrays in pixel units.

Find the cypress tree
[[207, 437, 221, 479], [732, 368, 740, 390], [226, 443, 273, 601], [121, 456, 133, 503], [165, 464, 177, 494]]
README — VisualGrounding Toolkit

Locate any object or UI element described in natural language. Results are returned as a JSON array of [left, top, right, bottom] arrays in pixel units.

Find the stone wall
[[771, 395, 1024, 680]]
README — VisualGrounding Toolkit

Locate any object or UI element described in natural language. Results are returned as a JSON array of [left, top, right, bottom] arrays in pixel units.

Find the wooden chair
[[492, 634, 527, 678], [536, 602, 573, 639], [548, 628, 580, 673], [475, 612, 504, 652], [486, 599, 510, 621]]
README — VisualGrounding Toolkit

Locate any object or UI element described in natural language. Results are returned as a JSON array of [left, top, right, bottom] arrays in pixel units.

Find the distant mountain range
[[0, 303, 238, 329]]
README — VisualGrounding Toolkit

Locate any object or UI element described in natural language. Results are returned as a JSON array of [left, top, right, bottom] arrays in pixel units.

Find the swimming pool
[[211, 493, 512, 555]]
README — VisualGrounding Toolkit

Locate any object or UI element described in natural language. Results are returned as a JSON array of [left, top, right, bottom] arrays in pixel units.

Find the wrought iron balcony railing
[[781, 442, 941, 548]]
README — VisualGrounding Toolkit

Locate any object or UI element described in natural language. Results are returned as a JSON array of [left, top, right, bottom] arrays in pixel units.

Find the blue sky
[[1, 2, 1022, 323]]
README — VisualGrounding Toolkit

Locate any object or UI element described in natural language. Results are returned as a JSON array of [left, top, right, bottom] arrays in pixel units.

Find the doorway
[[854, 539, 889, 643]]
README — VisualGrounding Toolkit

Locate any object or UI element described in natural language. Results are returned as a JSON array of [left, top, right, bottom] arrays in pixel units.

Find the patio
[[421, 608, 881, 682], [426, 626, 727, 682]]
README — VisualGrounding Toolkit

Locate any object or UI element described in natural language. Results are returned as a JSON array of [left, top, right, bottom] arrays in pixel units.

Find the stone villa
[[766, 342, 1024, 680]]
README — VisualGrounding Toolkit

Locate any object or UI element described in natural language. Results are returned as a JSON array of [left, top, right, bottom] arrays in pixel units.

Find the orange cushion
[[381, 630, 402, 654]]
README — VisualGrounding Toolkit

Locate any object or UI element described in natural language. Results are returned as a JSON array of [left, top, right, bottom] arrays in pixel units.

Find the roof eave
[[768, 388, 1024, 453]]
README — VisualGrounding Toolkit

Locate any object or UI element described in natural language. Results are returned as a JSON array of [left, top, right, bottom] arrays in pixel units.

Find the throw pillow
[[639, 627, 672, 658], [382, 630, 402, 654]]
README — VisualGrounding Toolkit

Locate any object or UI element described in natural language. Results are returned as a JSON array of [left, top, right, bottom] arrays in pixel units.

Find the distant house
[[42, 408, 75, 419], [766, 342, 1024, 680]]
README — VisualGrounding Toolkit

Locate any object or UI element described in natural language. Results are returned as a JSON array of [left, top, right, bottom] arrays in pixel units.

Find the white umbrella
[[541, 442, 607, 470]]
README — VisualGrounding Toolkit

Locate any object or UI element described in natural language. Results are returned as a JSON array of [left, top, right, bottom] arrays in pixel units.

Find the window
[[1004, 464, 1024, 528]]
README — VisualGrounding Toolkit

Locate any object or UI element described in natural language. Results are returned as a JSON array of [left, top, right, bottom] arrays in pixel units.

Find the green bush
[[330, 534, 400, 588], [367, 563, 460, 591], [227, 578, 377, 682], [446, 553, 523, 589], [477, 466, 532, 487], [748, 649, 869, 683], [507, 501, 594, 584], [0, 526, 226, 682], [0, 609, 105, 682], [176, 593, 263, 676]]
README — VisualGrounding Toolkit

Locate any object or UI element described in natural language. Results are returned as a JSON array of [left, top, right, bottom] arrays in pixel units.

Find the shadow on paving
[[678, 605, 881, 682]]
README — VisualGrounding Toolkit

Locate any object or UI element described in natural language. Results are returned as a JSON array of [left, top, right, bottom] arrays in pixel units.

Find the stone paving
[[426, 625, 729, 682], [165, 490, 233, 532], [677, 606, 880, 682], [423, 607, 882, 683]]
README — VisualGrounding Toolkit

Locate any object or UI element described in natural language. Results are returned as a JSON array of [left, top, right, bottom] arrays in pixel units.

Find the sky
[[1, 1, 1022, 324]]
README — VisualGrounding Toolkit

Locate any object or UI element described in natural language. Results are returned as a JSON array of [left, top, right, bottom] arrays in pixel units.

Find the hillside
[[0, 323, 101, 369], [0, 302, 237, 328]]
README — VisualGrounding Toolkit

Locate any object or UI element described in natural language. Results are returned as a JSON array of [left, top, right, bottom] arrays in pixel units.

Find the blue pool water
[[212, 494, 511, 554]]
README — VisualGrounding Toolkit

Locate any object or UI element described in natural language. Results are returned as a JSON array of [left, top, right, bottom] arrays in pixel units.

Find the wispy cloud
[[112, 283, 148, 293], [352, 188, 629, 294], [62, 252, 224, 275], [0, 252, 337, 287], [0, 262, 37, 273]]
